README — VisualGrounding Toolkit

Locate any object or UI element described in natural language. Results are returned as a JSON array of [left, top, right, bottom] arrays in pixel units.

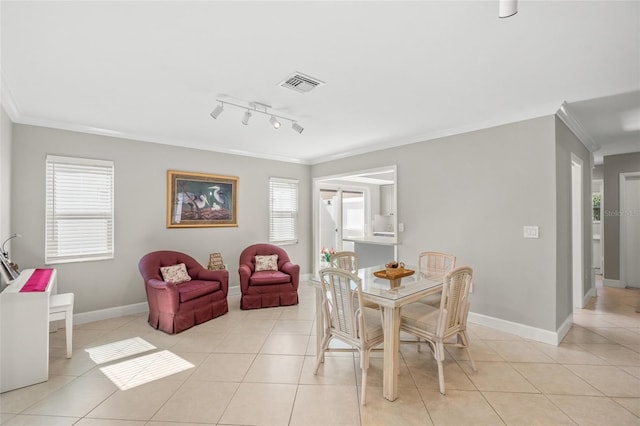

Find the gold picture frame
[[167, 170, 238, 228]]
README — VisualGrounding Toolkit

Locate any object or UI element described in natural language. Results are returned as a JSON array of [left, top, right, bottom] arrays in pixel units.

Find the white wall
[[313, 116, 560, 332], [11, 124, 311, 314]]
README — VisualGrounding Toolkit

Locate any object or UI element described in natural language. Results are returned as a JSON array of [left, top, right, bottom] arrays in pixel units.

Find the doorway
[[571, 156, 584, 309], [318, 188, 365, 255], [313, 166, 397, 273], [620, 172, 640, 288]]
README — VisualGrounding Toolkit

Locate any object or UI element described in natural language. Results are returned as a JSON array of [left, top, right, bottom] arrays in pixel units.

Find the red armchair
[[138, 250, 228, 334], [238, 243, 300, 310]]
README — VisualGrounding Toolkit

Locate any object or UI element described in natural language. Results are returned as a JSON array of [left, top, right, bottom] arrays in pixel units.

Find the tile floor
[[1, 279, 639, 425]]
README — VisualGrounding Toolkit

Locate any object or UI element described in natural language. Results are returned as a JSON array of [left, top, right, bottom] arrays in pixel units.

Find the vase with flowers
[[320, 247, 335, 268]]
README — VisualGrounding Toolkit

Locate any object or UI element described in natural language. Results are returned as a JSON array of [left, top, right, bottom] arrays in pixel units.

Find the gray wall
[[313, 116, 560, 331], [1, 107, 12, 246], [603, 152, 640, 281], [8, 114, 596, 333], [555, 117, 593, 325], [11, 124, 311, 313]]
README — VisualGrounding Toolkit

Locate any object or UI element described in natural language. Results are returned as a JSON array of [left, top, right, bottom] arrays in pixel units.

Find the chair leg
[[459, 330, 477, 372], [435, 341, 446, 395], [359, 348, 371, 405], [361, 368, 368, 405], [313, 334, 331, 374]]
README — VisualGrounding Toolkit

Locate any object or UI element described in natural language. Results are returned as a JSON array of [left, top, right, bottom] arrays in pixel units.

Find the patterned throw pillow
[[160, 263, 192, 284], [255, 255, 278, 272]]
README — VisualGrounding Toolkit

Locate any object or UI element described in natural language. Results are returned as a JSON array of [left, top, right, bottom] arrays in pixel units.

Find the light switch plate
[[523, 226, 539, 238], [398, 223, 405, 232]]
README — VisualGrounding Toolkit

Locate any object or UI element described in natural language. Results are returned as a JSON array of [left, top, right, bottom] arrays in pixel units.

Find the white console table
[[0, 268, 57, 393]]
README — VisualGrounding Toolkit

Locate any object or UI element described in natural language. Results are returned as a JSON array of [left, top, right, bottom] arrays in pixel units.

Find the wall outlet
[[523, 225, 539, 238]]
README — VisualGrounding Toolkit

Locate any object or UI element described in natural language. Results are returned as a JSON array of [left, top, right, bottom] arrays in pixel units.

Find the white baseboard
[[468, 311, 570, 346], [74, 302, 148, 325], [75, 291, 573, 347], [583, 287, 596, 306], [603, 278, 625, 288], [75, 286, 246, 325], [556, 314, 573, 344]]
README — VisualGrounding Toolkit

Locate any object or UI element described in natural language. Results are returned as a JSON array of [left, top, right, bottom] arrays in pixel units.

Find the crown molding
[[11, 114, 311, 165], [311, 106, 560, 165], [556, 102, 600, 152]]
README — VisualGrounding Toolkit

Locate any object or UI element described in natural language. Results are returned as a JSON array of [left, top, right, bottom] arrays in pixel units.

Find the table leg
[[382, 305, 400, 401]]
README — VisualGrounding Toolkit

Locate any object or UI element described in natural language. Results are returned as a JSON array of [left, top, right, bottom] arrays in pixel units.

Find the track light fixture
[[210, 103, 224, 119], [210, 99, 304, 134], [498, 0, 517, 18], [241, 110, 252, 125]]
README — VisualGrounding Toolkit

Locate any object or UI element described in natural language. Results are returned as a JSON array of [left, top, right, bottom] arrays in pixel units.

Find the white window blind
[[269, 177, 299, 245], [45, 155, 114, 264]]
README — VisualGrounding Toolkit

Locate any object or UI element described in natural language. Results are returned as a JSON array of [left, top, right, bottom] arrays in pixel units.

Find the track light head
[[210, 104, 224, 119], [498, 0, 517, 18], [242, 110, 252, 125], [269, 116, 281, 129], [292, 122, 304, 134]]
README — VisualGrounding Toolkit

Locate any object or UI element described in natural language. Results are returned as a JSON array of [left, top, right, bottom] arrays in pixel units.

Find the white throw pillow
[[160, 263, 192, 284], [255, 255, 278, 272]]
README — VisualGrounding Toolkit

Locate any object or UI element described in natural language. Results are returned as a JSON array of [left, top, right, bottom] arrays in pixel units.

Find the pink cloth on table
[[20, 269, 54, 292]]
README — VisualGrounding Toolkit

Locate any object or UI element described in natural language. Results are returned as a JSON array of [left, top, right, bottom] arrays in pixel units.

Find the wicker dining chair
[[314, 268, 384, 405], [330, 251, 359, 272], [331, 251, 380, 310], [416, 251, 456, 306], [400, 266, 477, 395]]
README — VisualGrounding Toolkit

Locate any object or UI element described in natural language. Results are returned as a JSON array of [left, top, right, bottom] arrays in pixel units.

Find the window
[[269, 177, 298, 244], [45, 155, 114, 264]]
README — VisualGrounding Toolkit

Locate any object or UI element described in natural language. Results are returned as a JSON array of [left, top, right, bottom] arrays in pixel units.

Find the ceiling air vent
[[279, 72, 324, 93]]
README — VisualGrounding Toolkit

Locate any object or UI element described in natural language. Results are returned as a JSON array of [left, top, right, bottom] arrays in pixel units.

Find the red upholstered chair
[[238, 243, 300, 309], [138, 250, 229, 334]]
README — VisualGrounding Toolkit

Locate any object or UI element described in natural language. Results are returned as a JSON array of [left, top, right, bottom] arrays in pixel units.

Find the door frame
[[592, 178, 604, 276], [619, 172, 640, 288], [571, 155, 585, 309], [313, 165, 397, 274]]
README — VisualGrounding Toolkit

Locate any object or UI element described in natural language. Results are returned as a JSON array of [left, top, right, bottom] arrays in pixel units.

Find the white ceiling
[[2, 1, 639, 165]]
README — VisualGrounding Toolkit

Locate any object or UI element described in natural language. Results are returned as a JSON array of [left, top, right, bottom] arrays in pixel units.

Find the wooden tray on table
[[374, 268, 415, 288]]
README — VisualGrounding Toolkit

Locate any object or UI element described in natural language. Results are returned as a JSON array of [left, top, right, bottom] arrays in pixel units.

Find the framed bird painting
[[167, 170, 238, 228]]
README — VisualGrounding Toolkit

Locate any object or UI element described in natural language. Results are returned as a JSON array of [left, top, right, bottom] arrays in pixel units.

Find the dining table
[[310, 265, 444, 401]]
